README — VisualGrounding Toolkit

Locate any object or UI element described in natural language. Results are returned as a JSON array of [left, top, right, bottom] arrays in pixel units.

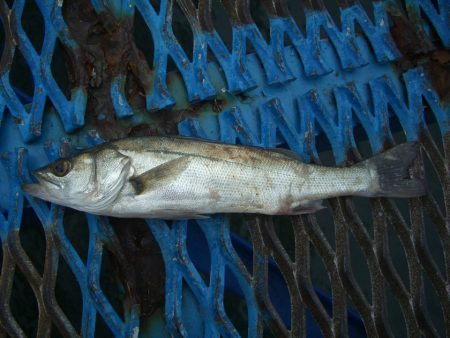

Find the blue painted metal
[[0, 0, 87, 142], [0, 0, 448, 337]]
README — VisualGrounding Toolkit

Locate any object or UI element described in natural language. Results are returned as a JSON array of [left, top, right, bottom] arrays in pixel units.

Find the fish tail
[[364, 142, 427, 198]]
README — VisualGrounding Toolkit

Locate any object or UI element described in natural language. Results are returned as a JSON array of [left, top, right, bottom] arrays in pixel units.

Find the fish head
[[23, 147, 132, 213]]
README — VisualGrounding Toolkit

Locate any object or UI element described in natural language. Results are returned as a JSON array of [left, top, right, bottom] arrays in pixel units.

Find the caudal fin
[[365, 142, 427, 198]]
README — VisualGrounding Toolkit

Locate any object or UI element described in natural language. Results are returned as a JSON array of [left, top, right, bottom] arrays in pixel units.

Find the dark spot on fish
[[208, 189, 220, 201]]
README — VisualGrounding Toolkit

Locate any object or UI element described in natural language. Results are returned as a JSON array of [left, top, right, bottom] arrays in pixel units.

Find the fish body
[[23, 137, 426, 219]]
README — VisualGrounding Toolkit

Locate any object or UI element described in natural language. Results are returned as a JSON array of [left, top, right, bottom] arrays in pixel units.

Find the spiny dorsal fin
[[129, 157, 191, 195]]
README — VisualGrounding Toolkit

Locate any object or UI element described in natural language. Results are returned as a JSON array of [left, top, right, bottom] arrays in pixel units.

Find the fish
[[22, 137, 426, 219]]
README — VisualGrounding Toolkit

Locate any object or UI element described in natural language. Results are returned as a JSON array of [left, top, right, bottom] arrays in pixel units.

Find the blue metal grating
[[0, 0, 449, 337]]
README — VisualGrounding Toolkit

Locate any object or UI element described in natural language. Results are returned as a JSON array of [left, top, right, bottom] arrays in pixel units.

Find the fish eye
[[52, 159, 71, 177]]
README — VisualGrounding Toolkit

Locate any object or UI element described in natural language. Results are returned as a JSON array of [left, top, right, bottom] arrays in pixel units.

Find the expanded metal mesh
[[0, 0, 448, 337]]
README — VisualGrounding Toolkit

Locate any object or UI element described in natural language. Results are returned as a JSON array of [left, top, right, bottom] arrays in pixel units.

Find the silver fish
[[22, 137, 426, 219]]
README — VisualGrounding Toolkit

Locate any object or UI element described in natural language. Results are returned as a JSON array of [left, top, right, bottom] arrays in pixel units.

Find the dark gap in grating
[[223, 266, 248, 337], [192, 0, 199, 8], [275, 130, 288, 150], [0, 9, 5, 55], [165, 219, 175, 229], [63, 209, 89, 264], [19, 207, 46, 275], [426, 122, 444, 154], [211, 0, 233, 50], [283, 32, 291, 47], [319, 26, 329, 40], [385, 284, 407, 337], [10, 268, 38, 337], [309, 241, 332, 295], [51, 40, 70, 100], [322, 0, 341, 28], [391, 198, 411, 226], [312, 125, 335, 164], [246, 36, 256, 58], [21, 0, 45, 54], [422, 211, 446, 277], [166, 55, 178, 73], [94, 312, 114, 338], [172, 1, 194, 61], [250, 0, 270, 42], [422, 144, 446, 213], [352, 197, 374, 234], [230, 215, 253, 275], [51, 324, 65, 338], [423, 266, 445, 336], [274, 216, 295, 262], [386, 210, 411, 288], [348, 228, 372, 303], [0, 154, 10, 220], [317, 143, 336, 167], [55, 256, 82, 333], [314, 202, 337, 250], [149, 0, 160, 14], [352, 131, 373, 160], [10, 48, 34, 98], [133, 8, 154, 68], [389, 114, 407, 144], [286, 0, 306, 33], [263, 326, 277, 338], [230, 214, 251, 243], [100, 248, 125, 321], [359, 0, 376, 22], [0, 238, 3, 272], [267, 252, 290, 328], [187, 221, 211, 286], [4, 0, 14, 8], [139, 308, 165, 336]]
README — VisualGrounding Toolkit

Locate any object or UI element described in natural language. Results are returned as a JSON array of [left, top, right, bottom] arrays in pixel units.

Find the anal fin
[[291, 200, 325, 214]]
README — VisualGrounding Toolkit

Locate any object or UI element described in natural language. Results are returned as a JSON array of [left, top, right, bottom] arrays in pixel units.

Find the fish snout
[[22, 170, 46, 195]]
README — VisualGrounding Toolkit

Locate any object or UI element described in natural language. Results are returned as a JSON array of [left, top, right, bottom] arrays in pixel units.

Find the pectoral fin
[[130, 157, 191, 195]]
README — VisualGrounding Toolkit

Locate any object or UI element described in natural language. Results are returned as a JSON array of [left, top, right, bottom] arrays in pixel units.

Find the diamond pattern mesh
[[0, 0, 448, 337]]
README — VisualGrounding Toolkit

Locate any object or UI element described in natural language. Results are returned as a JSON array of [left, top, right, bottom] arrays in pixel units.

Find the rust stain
[[62, 0, 153, 141], [389, 14, 434, 58], [388, 11, 450, 104], [109, 218, 165, 320]]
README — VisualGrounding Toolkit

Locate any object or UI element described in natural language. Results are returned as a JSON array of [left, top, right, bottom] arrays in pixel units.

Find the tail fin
[[364, 142, 427, 198]]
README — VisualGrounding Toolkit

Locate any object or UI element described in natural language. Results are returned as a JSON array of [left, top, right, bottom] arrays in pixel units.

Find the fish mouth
[[22, 171, 59, 197], [22, 183, 43, 196]]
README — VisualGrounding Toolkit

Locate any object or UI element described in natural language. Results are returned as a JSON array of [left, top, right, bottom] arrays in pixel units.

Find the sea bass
[[23, 137, 426, 219]]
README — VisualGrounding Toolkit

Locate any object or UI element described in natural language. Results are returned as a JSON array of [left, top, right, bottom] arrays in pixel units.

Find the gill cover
[[82, 147, 133, 213]]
